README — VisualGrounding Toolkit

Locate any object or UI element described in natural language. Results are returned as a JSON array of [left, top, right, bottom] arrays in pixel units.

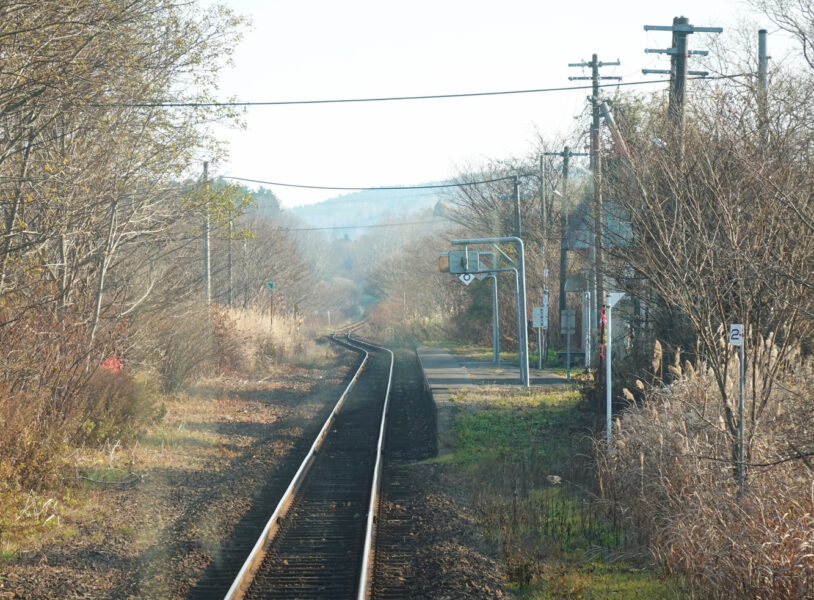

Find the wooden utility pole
[[202, 161, 211, 305], [758, 29, 769, 142], [543, 146, 587, 322], [227, 220, 233, 308], [643, 17, 722, 128], [242, 238, 249, 308], [539, 155, 546, 236], [568, 54, 621, 367], [512, 176, 521, 237]]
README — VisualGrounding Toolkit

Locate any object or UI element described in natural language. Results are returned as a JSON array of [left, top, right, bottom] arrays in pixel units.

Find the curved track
[[225, 335, 392, 600]]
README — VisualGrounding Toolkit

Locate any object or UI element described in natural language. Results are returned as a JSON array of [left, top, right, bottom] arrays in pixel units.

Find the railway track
[[224, 334, 394, 600]]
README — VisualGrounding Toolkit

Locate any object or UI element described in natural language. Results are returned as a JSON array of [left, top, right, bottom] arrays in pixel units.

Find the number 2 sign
[[728, 324, 744, 347]]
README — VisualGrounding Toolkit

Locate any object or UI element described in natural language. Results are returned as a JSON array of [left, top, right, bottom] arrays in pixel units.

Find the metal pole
[[566, 330, 571, 382], [739, 340, 745, 495], [452, 236, 528, 386], [491, 274, 500, 365], [537, 327, 542, 370], [517, 239, 529, 386], [513, 268, 523, 382]]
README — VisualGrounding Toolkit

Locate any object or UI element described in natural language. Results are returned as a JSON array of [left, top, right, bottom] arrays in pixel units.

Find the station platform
[[415, 345, 571, 455], [416, 345, 569, 399]]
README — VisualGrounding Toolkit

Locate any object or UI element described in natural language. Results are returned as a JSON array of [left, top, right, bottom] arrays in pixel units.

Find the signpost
[[266, 282, 275, 330], [729, 323, 745, 495], [560, 309, 576, 381], [605, 292, 625, 448]]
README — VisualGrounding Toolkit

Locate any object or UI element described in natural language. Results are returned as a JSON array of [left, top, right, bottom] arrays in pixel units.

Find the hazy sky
[[210, 0, 777, 208]]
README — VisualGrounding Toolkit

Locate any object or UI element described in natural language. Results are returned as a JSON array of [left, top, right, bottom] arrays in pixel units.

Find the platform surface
[[415, 345, 569, 403]]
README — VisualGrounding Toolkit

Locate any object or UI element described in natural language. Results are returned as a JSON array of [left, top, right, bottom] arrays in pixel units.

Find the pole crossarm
[[543, 151, 588, 158], [569, 60, 621, 67], [645, 48, 709, 56], [643, 16, 722, 123], [644, 24, 722, 33]]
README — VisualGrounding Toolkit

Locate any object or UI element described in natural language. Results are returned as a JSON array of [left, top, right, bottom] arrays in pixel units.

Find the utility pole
[[242, 238, 248, 308], [568, 54, 621, 368], [758, 29, 769, 142], [202, 161, 211, 305], [539, 155, 546, 235], [512, 176, 521, 237], [643, 17, 722, 128], [543, 147, 587, 324], [227, 220, 233, 308]]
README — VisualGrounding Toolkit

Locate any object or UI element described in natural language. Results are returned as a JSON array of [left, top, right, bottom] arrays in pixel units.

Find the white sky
[[209, 0, 779, 208]]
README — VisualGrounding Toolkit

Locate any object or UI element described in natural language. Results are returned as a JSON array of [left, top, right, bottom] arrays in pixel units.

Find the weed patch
[[447, 386, 683, 598]]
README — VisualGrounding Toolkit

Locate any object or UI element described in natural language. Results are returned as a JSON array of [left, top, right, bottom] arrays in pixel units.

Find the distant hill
[[289, 184, 448, 239]]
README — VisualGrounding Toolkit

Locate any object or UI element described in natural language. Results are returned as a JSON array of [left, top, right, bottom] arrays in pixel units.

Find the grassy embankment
[[438, 382, 685, 599], [0, 309, 335, 566]]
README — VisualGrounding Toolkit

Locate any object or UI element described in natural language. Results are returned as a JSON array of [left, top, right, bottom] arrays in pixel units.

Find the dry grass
[[597, 338, 814, 599], [229, 307, 331, 369]]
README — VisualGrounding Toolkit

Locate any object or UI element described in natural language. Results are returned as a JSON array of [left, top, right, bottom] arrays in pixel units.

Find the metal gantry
[[451, 237, 530, 387]]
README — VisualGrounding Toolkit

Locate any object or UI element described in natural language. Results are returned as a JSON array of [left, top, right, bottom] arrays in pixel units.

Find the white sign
[[532, 306, 548, 329], [606, 292, 625, 308], [560, 309, 576, 335], [459, 273, 474, 286], [728, 324, 744, 347]]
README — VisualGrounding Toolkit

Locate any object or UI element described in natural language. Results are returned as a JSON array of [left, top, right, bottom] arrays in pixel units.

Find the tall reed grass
[[596, 338, 814, 599]]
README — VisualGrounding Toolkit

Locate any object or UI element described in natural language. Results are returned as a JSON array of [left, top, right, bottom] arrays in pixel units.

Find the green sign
[[266, 282, 274, 290]]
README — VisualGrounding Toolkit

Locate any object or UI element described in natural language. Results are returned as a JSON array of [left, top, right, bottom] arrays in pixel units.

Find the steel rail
[[223, 334, 373, 600], [347, 335, 395, 600]]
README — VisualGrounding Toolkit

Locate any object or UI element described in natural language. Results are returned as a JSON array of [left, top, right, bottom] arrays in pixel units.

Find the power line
[[281, 219, 445, 232], [223, 175, 517, 191], [93, 74, 745, 108]]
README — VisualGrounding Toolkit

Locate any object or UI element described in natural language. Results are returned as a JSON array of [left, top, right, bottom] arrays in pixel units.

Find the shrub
[[75, 369, 163, 445], [210, 306, 251, 375], [151, 306, 215, 392], [596, 338, 814, 599], [0, 305, 102, 489]]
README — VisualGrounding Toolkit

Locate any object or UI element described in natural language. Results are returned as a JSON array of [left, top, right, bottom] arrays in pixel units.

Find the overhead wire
[[280, 219, 445, 232], [223, 175, 520, 191], [92, 74, 746, 108]]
